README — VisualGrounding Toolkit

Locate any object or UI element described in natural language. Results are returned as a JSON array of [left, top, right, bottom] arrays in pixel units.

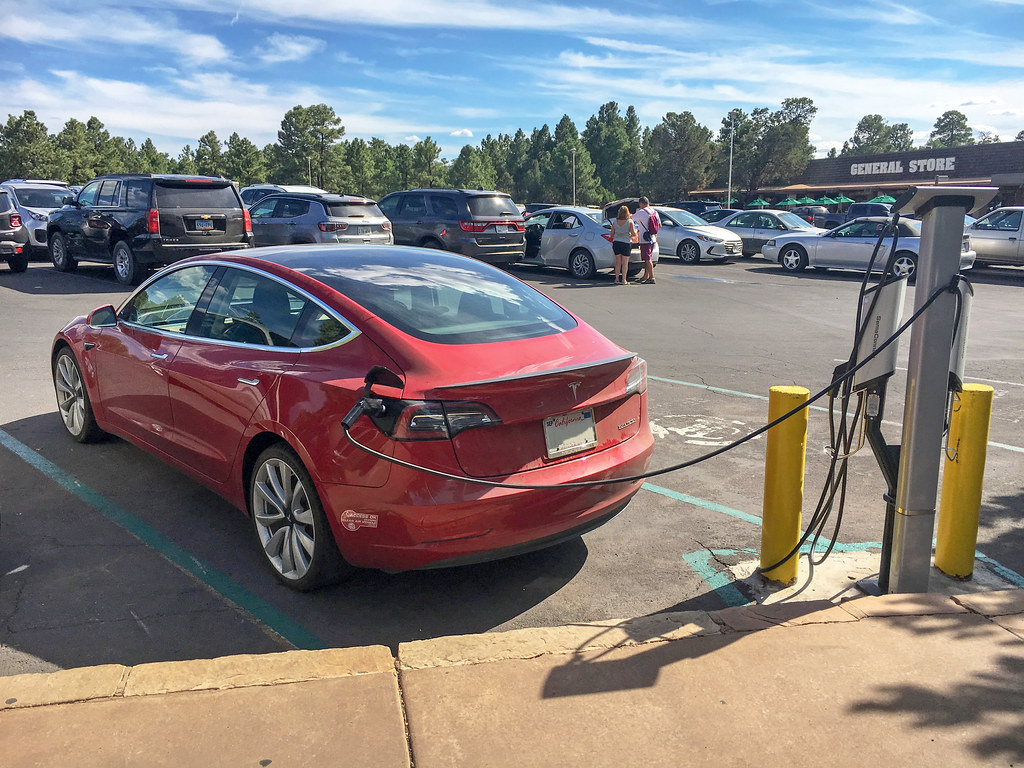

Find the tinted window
[[467, 195, 519, 217], [377, 194, 399, 218], [292, 307, 354, 348], [0, 192, 11, 213], [976, 210, 1022, 231], [325, 201, 383, 218], [125, 180, 152, 209], [250, 199, 277, 218], [730, 213, 758, 228], [77, 181, 102, 207], [311, 254, 576, 344], [275, 199, 310, 218], [400, 194, 428, 217], [119, 265, 217, 333], [154, 183, 240, 208], [428, 195, 460, 218], [197, 269, 305, 347]]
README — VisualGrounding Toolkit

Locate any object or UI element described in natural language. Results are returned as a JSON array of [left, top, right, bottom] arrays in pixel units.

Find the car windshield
[[660, 209, 705, 226], [777, 212, 818, 229], [155, 183, 239, 208], [14, 187, 70, 208], [467, 195, 520, 217], [297, 250, 577, 344], [325, 201, 384, 218]]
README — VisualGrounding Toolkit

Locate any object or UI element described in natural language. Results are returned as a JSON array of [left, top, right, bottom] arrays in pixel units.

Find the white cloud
[[404, 135, 421, 143], [450, 128, 473, 137], [258, 33, 325, 64]]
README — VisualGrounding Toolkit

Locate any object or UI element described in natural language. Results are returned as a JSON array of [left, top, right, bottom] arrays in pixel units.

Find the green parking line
[[0, 428, 325, 651]]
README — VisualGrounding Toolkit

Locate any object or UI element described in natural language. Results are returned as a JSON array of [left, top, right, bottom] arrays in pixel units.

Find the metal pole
[[571, 148, 577, 206], [887, 197, 971, 592], [727, 116, 734, 208]]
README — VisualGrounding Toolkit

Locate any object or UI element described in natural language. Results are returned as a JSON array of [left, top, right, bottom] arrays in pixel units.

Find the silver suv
[[249, 193, 393, 247], [0, 178, 74, 255]]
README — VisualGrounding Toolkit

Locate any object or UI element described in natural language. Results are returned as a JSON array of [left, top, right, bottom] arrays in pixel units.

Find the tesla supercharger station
[[866, 186, 999, 594]]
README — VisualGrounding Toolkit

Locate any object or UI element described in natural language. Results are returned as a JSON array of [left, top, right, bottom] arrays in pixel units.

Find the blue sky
[[3, 0, 1023, 161]]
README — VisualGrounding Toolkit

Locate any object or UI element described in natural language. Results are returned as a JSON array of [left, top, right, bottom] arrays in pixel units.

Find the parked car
[[249, 192, 392, 247], [790, 205, 829, 226], [653, 207, 743, 264], [47, 174, 253, 285], [239, 184, 329, 206], [377, 188, 525, 265], [0, 179, 74, 256], [761, 217, 975, 280], [663, 201, 723, 216], [966, 207, 1023, 266], [819, 202, 892, 229], [0, 189, 29, 272], [523, 203, 558, 214], [52, 245, 653, 589], [522, 206, 652, 279], [717, 209, 826, 256], [699, 208, 742, 224]]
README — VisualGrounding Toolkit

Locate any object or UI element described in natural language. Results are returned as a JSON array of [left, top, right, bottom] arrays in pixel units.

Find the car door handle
[[237, 377, 259, 386], [151, 352, 168, 360], [1010, 237, 1017, 241]]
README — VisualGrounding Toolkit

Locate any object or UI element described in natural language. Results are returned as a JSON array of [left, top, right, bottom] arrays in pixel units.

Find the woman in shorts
[[610, 205, 637, 285]]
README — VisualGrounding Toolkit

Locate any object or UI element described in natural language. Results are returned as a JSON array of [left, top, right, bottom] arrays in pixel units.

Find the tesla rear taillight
[[10, 214, 20, 227], [147, 209, 160, 234], [625, 357, 647, 396], [243, 209, 252, 234], [389, 401, 500, 441], [319, 221, 348, 232]]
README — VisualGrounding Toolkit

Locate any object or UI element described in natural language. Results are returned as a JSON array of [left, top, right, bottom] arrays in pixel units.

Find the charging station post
[[885, 186, 998, 593]]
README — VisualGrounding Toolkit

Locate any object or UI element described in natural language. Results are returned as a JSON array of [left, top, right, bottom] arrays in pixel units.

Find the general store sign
[[850, 156, 956, 176]]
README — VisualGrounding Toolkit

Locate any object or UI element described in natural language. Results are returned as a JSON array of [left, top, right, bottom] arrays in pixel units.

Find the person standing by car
[[632, 196, 659, 284], [610, 205, 637, 284]]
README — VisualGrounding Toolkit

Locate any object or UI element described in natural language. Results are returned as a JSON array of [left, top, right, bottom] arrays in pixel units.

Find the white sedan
[[654, 207, 743, 264], [761, 217, 975, 280]]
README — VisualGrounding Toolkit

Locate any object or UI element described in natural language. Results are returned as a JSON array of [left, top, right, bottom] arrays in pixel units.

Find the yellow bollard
[[760, 386, 810, 585], [935, 383, 994, 579]]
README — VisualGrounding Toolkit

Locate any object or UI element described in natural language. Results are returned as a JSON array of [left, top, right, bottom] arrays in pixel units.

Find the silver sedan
[[521, 206, 653, 279], [717, 209, 826, 257], [654, 207, 743, 264]]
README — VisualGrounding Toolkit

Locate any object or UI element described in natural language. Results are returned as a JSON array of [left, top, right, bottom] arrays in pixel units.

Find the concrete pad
[[713, 600, 857, 632], [0, 673, 410, 768], [401, 611, 1024, 767], [399, 611, 719, 670], [0, 664, 128, 710], [990, 613, 1024, 641], [839, 592, 967, 618], [953, 588, 1024, 617], [124, 646, 394, 696]]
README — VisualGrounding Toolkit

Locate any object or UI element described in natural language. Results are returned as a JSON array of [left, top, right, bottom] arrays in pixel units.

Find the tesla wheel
[[893, 251, 917, 282], [568, 248, 596, 279], [779, 245, 808, 273], [53, 348, 104, 443], [113, 241, 145, 286], [250, 444, 350, 591], [49, 232, 77, 273], [7, 253, 28, 272], [677, 239, 701, 264]]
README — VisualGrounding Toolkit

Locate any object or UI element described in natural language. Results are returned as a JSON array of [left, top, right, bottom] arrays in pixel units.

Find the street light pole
[[727, 115, 734, 208], [570, 147, 577, 206]]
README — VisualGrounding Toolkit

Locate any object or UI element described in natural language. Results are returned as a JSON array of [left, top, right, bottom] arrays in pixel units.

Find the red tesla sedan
[[52, 246, 654, 590]]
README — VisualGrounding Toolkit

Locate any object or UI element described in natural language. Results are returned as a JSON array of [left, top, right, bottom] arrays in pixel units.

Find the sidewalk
[[2, 589, 1022, 767]]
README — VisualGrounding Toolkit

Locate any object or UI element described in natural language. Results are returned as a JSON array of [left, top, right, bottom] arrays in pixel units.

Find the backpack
[[647, 210, 660, 235]]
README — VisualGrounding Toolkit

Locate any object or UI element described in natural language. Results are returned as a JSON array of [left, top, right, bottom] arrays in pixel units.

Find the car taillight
[[625, 357, 647, 396], [459, 220, 488, 232], [319, 221, 348, 232], [602, 233, 613, 242], [390, 401, 500, 441], [147, 209, 160, 234], [10, 214, 20, 227], [382, 221, 392, 231], [243, 209, 252, 234]]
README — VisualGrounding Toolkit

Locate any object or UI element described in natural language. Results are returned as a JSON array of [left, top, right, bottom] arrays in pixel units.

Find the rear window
[[12, 186, 71, 208], [467, 195, 520, 218], [304, 252, 576, 344], [0, 192, 12, 213], [155, 183, 240, 209], [325, 201, 384, 218]]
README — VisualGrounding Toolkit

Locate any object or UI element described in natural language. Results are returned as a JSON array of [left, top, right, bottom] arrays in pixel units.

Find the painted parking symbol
[[649, 415, 756, 446]]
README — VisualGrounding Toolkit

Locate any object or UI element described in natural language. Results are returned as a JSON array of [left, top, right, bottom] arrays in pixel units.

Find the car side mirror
[[62, 196, 75, 206], [88, 305, 118, 328]]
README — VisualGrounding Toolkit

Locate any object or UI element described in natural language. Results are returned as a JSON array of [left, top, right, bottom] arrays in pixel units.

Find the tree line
[[0, 102, 1018, 205]]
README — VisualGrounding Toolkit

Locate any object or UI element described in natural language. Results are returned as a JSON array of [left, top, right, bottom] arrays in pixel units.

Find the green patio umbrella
[[795, 196, 816, 204], [815, 196, 837, 205], [776, 197, 799, 206], [869, 194, 896, 204], [748, 198, 769, 208], [726, 197, 738, 203], [834, 195, 855, 204]]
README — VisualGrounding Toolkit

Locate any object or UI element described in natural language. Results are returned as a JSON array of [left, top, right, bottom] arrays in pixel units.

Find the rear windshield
[[0, 192, 12, 212], [467, 195, 520, 218], [297, 251, 577, 344], [325, 202, 384, 218], [13, 187, 70, 208], [155, 183, 240, 209]]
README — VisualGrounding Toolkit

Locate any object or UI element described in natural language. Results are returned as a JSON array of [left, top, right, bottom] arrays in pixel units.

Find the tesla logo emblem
[[568, 381, 582, 399]]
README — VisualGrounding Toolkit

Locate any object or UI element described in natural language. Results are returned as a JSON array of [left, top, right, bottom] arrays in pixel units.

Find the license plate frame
[[543, 409, 597, 459], [195, 219, 214, 231]]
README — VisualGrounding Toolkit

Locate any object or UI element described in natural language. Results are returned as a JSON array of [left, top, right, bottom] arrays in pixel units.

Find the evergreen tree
[[175, 144, 197, 175], [645, 111, 713, 201], [194, 130, 224, 176], [928, 110, 974, 148], [346, 138, 376, 195], [368, 138, 397, 196], [137, 139, 172, 174], [551, 115, 602, 204], [841, 114, 914, 156], [449, 145, 496, 190], [1016, 130, 1024, 142], [411, 137, 444, 187], [275, 104, 346, 188], [222, 133, 266, 185], [506, 129, 531, 202], [620, 106, 645, 196], [582, 102, 629, 195], [0, 110, 62, 180]]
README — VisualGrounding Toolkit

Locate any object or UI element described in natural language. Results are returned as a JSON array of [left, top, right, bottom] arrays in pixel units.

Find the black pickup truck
[[817, 202, 892, 230]]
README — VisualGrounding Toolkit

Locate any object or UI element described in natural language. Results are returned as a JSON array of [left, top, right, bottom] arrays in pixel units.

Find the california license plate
[[195, 219, 213, 231], [543, 409, 597, 459]]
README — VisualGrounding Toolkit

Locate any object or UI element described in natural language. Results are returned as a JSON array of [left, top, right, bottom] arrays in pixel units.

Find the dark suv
[[250, 192, 392, 247], [0, 189, 29, 272], [664, 200, 722, 215], [47, 174, 253, 284], [376, 188, 525, 265]]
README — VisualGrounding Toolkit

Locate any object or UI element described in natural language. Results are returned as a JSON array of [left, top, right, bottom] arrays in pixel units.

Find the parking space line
[[649, 374, 1024, 454], [0, 428, 325, 651]]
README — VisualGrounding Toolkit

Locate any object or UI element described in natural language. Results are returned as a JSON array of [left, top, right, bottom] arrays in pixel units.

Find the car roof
[[257, 192, 376, 204], [88, 173, 232, 182], [528, 205, 599, 215], [399, 188, 512, 196], [1, 178, 70, 187]]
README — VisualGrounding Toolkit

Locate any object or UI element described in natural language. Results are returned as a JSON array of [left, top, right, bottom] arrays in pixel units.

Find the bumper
[[707, 242, 743, 259], [450, 236, 526, 264], [133, 239, 253, 265]]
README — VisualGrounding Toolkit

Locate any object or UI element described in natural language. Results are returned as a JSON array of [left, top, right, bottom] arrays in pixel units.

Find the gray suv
[[0, 189, 29, 272], [249, 193, 393, 247], [0, 179, 74, 255], [377, 188, 525, 265]]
